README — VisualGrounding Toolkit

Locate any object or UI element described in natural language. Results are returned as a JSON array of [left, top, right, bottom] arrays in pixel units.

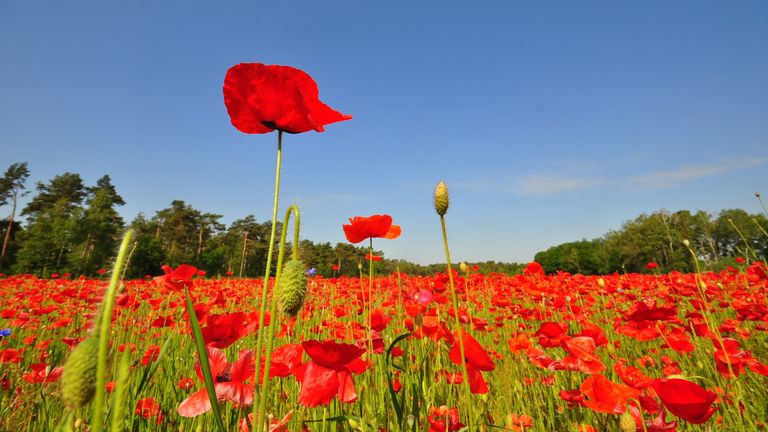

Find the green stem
[[253, 130, 283, 425], [439, 216, 473, 429], [91, 230, 133, 432], [184, 286, 227, 432], [257, 204, 301, 430]]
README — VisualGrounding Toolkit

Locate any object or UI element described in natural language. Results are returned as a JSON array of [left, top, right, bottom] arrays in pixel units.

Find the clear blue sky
[[1, 1, 767, 264]]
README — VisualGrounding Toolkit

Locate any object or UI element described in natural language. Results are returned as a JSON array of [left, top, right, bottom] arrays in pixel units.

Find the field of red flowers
[[1, 260, 767, 431]]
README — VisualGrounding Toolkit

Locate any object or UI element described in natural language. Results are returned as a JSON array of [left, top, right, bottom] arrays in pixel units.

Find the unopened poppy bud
[[459, 262, 468, 273], [597, 278, 605, 289], [277, 259, 308, 316], [756, 192, 762, 198], [61, 337, 99, 410], [683, 239, 690, 247], [434, 181, 449, 216], [619, 410, 635, 432]]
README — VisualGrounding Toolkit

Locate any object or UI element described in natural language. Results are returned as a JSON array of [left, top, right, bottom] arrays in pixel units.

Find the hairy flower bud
[[434, 181, 449, 216], [61, 337, 99, 410], [619, 410, 635, 432], [277, 259, 308, 316]]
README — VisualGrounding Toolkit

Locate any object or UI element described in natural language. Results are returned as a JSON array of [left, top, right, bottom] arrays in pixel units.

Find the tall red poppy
[[343, 215, 401, 244], [224, 63, 351, 134], [651, 378, 717, 424]]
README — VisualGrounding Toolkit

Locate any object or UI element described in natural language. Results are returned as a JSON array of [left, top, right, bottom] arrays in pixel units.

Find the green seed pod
[[434, 181, 449, 216], [61, 337, 99, 410], [619, 410, 635, 432], [278, 259, 308, 316]]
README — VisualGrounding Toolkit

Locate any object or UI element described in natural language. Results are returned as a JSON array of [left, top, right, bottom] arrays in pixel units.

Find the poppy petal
[[178, 389, 212, 417], [297, 362, 339, 407]]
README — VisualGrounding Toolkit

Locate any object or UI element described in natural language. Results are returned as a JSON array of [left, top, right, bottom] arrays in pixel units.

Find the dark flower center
[[216, 372, 232, 382]]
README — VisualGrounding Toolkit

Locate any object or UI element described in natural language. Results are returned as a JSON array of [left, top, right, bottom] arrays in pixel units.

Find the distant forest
[[1, 162, 766, 278]]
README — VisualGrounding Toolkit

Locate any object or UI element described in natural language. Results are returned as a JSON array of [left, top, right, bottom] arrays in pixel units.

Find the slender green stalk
[[184, 286, 227, 432], [439, 216, 473, 429], [108, 350, 131, 432], [257, 204, 300, 431], [91, 230, 133, 432], [253, 130, 284, 426]]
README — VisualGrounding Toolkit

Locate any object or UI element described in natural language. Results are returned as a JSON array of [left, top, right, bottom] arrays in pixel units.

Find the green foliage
[[534, 208, 768, 275]]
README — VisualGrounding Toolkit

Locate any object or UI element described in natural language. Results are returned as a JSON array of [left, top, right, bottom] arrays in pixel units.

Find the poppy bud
[[277, 259, 308, 316], [597, 278, 605, 289], [434, 181, 449, 216], [61, 337, 99, 410], [619, 410, 635, 432], [459, 262, 469, 273]]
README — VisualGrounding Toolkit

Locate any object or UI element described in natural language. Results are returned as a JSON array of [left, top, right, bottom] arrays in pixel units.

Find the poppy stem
[[91, 230, 133, 432], [257, 204, 300, 430], [253, 130, 283, 429], [439, 215, 473, 430]]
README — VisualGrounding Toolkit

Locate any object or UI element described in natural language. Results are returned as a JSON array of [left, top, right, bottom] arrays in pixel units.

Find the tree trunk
[[239, 232, 248, 277], [0, 194, 18, 269]]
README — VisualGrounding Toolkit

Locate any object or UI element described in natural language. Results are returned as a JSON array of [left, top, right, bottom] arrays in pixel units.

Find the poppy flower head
[[224, 63, 351, 134], [651, 378, 717, 424], [343, 214, 401, 244]]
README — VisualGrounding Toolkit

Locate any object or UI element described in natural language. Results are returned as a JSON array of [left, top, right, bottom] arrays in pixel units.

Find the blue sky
[[1, 1, 766, 264]]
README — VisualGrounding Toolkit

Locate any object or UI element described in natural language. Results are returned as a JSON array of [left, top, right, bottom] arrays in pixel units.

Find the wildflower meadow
[[0, 63, 766, 432]]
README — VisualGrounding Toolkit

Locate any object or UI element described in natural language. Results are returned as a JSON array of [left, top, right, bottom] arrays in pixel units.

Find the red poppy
[[136, 397, 164, 424], [177, 347, 255, 417], [646, 262, 658, 270], [448, 331, 495, 394], [558, 336, 605, 374], [200, 312, 258, 349], [343, 215, 401, 244], [651, 378, 717, 424], [427, 406, 464, 432], [154, 264, 197, 291], [523, 261, 545, 276], [535, 322, 569, 348], [294, 340, 365, 407], [223, 63, 351, 134], [580, 374, 640, 414]]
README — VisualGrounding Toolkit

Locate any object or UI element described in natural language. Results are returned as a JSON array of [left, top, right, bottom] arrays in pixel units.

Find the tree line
[[0, 163, 522, 278], [534, 207, 767, 275], [2, 162, 764, 278]]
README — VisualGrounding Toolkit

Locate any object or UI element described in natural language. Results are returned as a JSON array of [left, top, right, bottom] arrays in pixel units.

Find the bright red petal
[[297, 362, 339, 407], [336, 369, 358, 403], [229, 350, 254, 383], [302, 340, 365, 368]]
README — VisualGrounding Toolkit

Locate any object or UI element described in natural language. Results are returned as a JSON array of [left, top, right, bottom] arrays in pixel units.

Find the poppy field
[[1, 258, 767, 431], [1, 61, 767, 432]]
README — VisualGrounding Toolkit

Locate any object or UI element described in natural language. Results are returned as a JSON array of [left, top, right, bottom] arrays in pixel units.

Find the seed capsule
[[61, 337, 99, 410], [619, 410, 635, 432], [434, 181, 449, 216], [277, 259, 308, 316]]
